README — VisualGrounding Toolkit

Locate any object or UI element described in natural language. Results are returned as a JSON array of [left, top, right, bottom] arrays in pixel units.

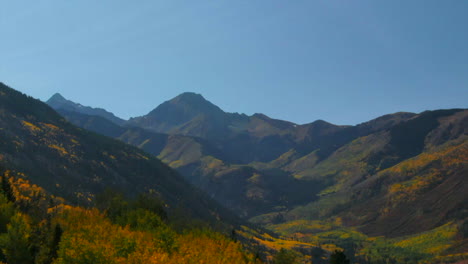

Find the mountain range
[[44, 88, 468, 263], [0, 84, 279, 263], [0, 82, 465, 263], [0, 83, 243, 228]]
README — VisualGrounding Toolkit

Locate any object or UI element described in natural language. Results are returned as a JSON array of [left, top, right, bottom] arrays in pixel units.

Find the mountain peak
[[129, 92, 226, 135], [177, 91, 204, 98], [147, 92, 224, 117], [46, 92, 71, 108], [50, 92, 65, 100], [309, 119, 333, 126], [47, 93, 68, 105], [171, 92, 209, 105], [252, 113, 269, 119]]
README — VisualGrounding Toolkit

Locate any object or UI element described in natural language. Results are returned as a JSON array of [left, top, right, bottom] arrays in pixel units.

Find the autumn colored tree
[[0, 174, 257, 264]]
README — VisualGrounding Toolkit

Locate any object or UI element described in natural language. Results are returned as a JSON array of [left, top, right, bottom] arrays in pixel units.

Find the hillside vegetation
[[0, 169, 260, 264]]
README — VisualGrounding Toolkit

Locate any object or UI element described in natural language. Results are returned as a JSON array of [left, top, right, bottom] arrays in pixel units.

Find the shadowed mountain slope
[[0, 82, 240, 227], [47, 92, 466, 226]]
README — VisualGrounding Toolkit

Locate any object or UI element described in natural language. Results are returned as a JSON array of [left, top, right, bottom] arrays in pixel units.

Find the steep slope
[[50, 107, 328, 217], [0, 82, 238, 226], [47, 93, 464, 224], [47, 93, 125, 125], [256, 110, 468, 263], [282, 109, 467, 219], [54, 108, 226, 173], [126, 93, 320, 163], [126, 93, 418, 165], [57, 92, 411, 166], [127, 92, 232, 139], [348, 138, 467, 237], [256, 110, 468, 260]]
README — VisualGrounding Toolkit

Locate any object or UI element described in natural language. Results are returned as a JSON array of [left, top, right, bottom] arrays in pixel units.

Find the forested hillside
[[0, 169, 260, 264]]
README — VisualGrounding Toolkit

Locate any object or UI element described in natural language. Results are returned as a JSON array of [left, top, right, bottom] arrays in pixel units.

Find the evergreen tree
[[273, 248, 297, 264], [0, 174, 15, 203], [231, 228, 237, 242], [50, 224, 63, 260], [0, 213, 34, 264], [330, 250, 350, 264]]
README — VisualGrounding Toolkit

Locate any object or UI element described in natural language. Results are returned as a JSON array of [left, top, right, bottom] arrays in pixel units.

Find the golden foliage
[[48, 144, 69, 156], [1, 171, 258, 263], [383, 141, 468, 206], [393, 222, 458, 254], [4, 171, 47, 205], [21, 120, 41, 132], [53, 207, 257, 264], [42, 123, 60, 130]]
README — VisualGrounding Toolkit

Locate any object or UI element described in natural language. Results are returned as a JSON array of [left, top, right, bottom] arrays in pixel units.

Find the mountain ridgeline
[[45, 88, 468, 263], [47, 93, 126, 126], [0, 81, 464, 263], [0, 82, 242, 229]]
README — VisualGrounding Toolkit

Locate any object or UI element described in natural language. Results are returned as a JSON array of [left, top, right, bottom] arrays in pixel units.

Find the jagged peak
[[302, 119, 337, 128], [48, 92, 66, 102], [144, 92, 224, 117], [252, 113, 270, 119], [46, 92, 125, 124], [170, 92, 209, 105]]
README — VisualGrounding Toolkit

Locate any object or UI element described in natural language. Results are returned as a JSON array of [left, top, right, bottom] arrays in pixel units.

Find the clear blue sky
[[1, 1, 467, 125]]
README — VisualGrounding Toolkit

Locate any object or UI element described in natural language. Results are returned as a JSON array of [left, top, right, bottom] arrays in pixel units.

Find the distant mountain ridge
[[126, 92, 406, 164], [47, 92, 126, 125]]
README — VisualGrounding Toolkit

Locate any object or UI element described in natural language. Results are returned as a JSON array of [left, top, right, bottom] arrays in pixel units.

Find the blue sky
[[1, 1, 467, 125]]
